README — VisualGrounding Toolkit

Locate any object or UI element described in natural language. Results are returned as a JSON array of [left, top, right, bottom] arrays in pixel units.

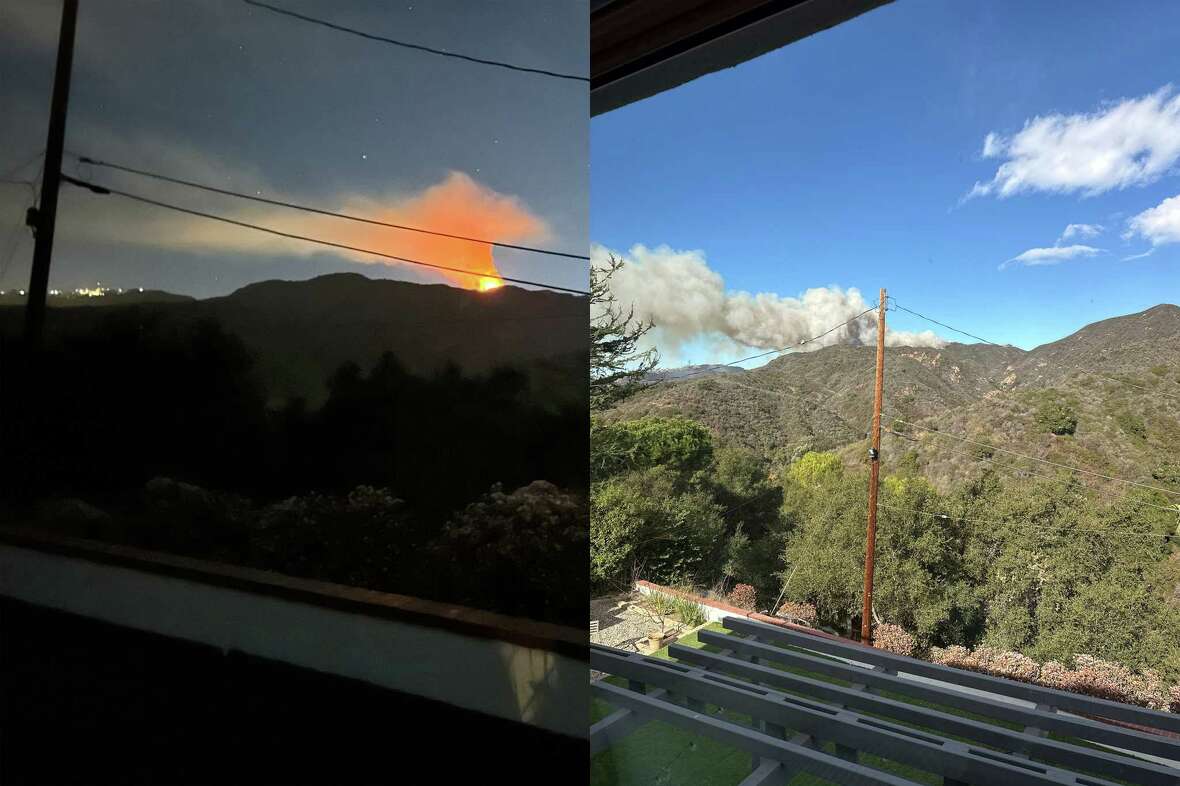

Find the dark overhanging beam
[[591, 0, 894, 115]]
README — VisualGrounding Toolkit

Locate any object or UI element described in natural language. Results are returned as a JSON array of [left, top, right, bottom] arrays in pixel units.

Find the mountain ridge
[[0, 273, 589, 408], [611, 304, 1180, 492]]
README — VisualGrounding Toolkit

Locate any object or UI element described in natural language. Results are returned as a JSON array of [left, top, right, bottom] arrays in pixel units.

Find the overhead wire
[[1, 149, 44, 182], [62, 173, 590, 296], [0, 158, 43, 286], [71, 154, 590, 261], [880, 426, 1179, 514], [882, 413, 1180, 498], [644, 306, 878, 387], [889, 298, 1180, 404], [242, 0, 588, 82], [877, 503, 1178, 540]]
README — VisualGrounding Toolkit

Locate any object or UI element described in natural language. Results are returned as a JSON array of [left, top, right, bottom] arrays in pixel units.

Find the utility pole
[[861, 288, 886, 645], [24, 0, 79, 347]]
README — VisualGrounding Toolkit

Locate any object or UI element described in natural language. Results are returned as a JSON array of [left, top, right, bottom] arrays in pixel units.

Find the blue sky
[[591, 0, 1180, 363]]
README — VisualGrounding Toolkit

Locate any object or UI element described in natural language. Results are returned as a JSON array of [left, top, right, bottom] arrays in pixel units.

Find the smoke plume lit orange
[[345, 171, 546, 290]]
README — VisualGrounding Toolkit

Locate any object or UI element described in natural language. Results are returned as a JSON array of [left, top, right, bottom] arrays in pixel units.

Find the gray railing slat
[[699, 628, 1180, 763], [674, 645, 1180, 785], [722, 616, 1180, 735], [593, 647, 1122, 786]]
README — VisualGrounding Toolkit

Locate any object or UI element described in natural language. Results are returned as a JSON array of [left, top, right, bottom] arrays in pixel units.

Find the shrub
[[1034, 400, 1077, 435], [1152, 461, 1180, 484], [728, 583, 757, 610], [872, 623, 916, 657], [644, 591, 676, 617], [776, 601, 818, 626], [1115, 410, 1147, 439], [930, 645, 972, 668], [1068, 655, 1172, 711], [437, 481, 587, 626], [670, 593, 707, 627], [590, 416, 714, 479], [979, 649, 1040, 683], [929, 645, 1180, 711], [787, 451, 843, 487], [254, 485, 407, 583]]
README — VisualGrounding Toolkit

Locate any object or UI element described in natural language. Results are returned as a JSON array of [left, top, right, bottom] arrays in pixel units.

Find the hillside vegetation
[[592, 304, 1180, 695], [611, 304, 1180, 493]]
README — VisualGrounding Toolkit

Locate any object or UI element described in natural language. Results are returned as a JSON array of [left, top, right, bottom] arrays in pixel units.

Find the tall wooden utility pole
[[861, 288, 886, 645], [24, 0, 79, 347]]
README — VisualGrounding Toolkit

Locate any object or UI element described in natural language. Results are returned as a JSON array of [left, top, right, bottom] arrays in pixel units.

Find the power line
[[0, 164, 42, 286], [650, 306, 878, 386], [890, 298, 1180, 403], [62, 174, 590, 296], [0, 217, 29, 287], [883, 413, 1180, 498], [242, 0, 588, 83], [72, 154, 590, 261], [878, 503, 1178, 540], [1, 149, 44, 182], [888, 301, 1012, 348], [880, 426, 1179, 514]]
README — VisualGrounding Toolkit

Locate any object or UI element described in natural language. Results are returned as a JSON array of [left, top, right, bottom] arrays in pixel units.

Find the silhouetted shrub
[[436, 481, 587, 626]]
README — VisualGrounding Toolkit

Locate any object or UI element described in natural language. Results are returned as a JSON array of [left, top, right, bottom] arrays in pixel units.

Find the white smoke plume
[[592, 244, 945, 363]]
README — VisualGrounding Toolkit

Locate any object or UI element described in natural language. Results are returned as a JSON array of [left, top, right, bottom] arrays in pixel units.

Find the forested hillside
[[592, 303, 1180, 699], [609, 304, 1180, 492]]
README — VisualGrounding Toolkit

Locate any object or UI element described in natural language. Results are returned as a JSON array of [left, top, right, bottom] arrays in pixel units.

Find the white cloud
[[1000, 244, 1101, 270], [1125, 192, 1180, 246], [968, 86, 1180, 198], [981, 132, 1004, 158], [592, 243, 946, 365], [1058, 223, 1103, 241]]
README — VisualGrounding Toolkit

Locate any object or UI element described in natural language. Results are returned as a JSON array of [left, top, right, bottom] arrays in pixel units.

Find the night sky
[[0, 0, 588, 298]]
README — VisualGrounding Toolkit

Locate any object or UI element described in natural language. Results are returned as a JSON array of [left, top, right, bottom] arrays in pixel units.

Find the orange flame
[[345, 172, 545, 290]]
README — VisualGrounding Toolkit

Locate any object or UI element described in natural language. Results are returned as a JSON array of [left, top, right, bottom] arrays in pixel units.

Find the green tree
[[781, 460, 975, 646], [590, 466, 725, 591], [787, 451, 844, 488], [590, 254, 658, 412], [1033, 397, 1078, 435], [955, 474, 1180, 679], [591, 415, 715, 479], [712, 447, 784, 597]]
